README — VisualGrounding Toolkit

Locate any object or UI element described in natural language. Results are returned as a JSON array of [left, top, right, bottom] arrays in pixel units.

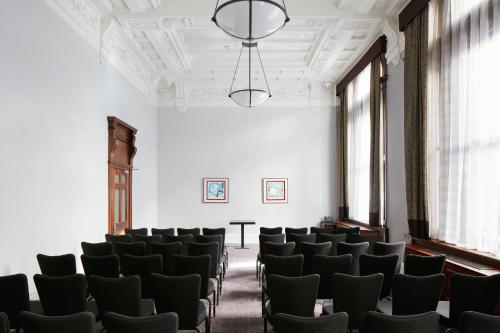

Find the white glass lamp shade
[[213, 0, 289, 40], [229, 89, 271, 107]]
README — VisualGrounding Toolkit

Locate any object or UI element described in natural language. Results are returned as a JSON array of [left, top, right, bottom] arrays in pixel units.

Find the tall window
[[347, 65, 371, 222], [427, 0, 500, 256]]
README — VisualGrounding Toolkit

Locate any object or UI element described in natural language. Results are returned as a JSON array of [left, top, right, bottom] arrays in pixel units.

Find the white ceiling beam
[[123, 0, 149, 13], [318, 29, 354, 76]]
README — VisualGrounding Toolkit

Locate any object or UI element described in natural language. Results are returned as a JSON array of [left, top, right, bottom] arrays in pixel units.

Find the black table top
[[229, 220, 256, 225]]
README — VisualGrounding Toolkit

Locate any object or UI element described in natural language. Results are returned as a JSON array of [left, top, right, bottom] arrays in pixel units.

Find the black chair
[[120, 254, 163, 299], [337, 242, 369, 275], [310, 227, 336, 236], [0, 274, 30, 329], [323, 273, 383, 330], [318, 233, 347, 255], [260, 227, 283, 235], [257, 234, 285, 280], [262, 242, 295, 257], [125, 228, 148, 240], [405, 254, 446, 276], [105, 234, 132, 244], [151, 273, 210, 333], [0, 312, 9, 333], [177, 228, 201, 236], [150, 242, 182, 275], [151, 228, 175, 239], [171, 254, 216, 318], [312, 254, 352, 299], [113, 241, 146, 262], [378, 273, 444, 315], [135, 235, 163, 255], [265, 274, 320, 333], [359, 254, 399, 299], [81, 242, 113, 256], [300, 242, 332, 275], [336, 226, 360, 235], [103, 311, 178, 333], [81, 255, 120, 278], [373, 242, 406, 273], [34, 274, 87, 316], [164, 235, 194, 256], [362, 311, 440, 333], [457, 311, 500, 333], [202, 228, 228, 272], [18, 311, 96, 333], [285, 227, 308, 243], [36, 254, 76, 276], [188, 242, 222, 301], [288, 234, 317, 254], [348, 233, 379, 254], [274, 312, 348, 333], [195, 235, 224, 271]]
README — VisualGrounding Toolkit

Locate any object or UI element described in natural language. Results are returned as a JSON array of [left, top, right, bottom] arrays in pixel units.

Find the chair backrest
[[459, 311, 500, 333], [392, 273, 444, 315], [125, 228, 148, 240], [318, 233, 347, 255], [81, 255, 120, 278], [347, 233, 379, 254], [150, 242, 182, 275], [264, 255, 304, 278], [288, 234, 317, 254], [202, 228, 226, 249], [188, 242, 220, 278], [260, 227, 283, 235], [120, 254, 163, 299], [177, 228, 201, 236], [34, 274, 87, 316], [105, 234, 132, 244], [362, 311, 440, 333], [171, 254, 211, 298], [36, 254, 76, 276], [263, 242, 296, 257], [151, 228, 175, 239], [449, 273, 500, 328], [267, 274, 320, 317], [150, 273, 201, 330], [300, 242, 332, 275], [0, 312, 9, 333], [373, 242, 406, 273], [404, 254, 446, 276], [87, 275, 141, 317], [259, 234, 285, 257], [164, 235, 194, 255], [113, 241, 146, 262], [103, 311, 178, 333], [310, 227, 336, 236], [0, 274, 30, 329], [337, 242, 369, 275], [359, 254, 399, 299], [336, 226, 360, 235], [273, 312, 348, 333], [311, 254, 352, 299], [331, 273, 383, 329], [134, 235, 163, 255], [18, 311, 96, 333], [81, 242, 113, 256], [195, 234, 224, 256], [285, 228, 308, 242]]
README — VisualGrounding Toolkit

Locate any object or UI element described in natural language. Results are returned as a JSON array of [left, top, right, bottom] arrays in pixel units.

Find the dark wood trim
[[336, 220, 388, 242], [399, 0, 431, 31], [336, 35, 387, 95]]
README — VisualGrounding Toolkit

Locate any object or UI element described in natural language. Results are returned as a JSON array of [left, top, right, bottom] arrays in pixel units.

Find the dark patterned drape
[[369, 56, 381, 227], [337, 90, 349, 219]]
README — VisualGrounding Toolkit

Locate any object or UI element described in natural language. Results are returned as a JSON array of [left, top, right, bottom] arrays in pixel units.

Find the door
[[109, 167, 131, 235]]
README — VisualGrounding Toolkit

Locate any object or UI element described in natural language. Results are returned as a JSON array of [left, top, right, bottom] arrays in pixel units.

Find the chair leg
[[264, 317, 268, 333], [195, 328, 201, 333], [256, 259, 259, 278], [205, 297, 212, 319], [213, 290, 217, 317], [219, 272, 223, 294], [206, 315, 211, 333], [261, 290, 265, 316]]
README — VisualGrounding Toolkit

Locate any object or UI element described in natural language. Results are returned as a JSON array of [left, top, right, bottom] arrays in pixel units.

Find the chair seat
[[207, 280, 215, 296], [197, 301, 207, 325], [436, 300, 450, 318], [377, 298, 392, 315], [216, 265, 222, 275], [85, 300, 99, 316], [29, 300, 43, 315], [322, 300, 334, 315], [140, 299, 156, 316]]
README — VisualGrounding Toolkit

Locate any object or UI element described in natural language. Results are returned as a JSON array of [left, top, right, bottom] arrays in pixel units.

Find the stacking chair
[[34, 274, 87, 315], [456, 311, 500, 333], [0, 274, 30, 330], [347, 233, 379, 254], [113, 241, 146, 262], [288, 234, 317, 254], [273, 312, 348, 333], [18, 311, 96, 333], [310, 226, 336, 236], [373, 242, 406, 273], [151, 273, 210, 333], [318, 233, 347, 255], [265, 274, 320, 333], [362, 311, 440, 333], [135, 234, 163, 255], [285, 227, 308, 243], [359, 254, 399, 299], [120, 254, 163, 299], [260, 227, 283, 235], [125, 228, 148, 241], [150, 242, 182, 275], [195, 234, 224, 277], [257, 234, 285, 280], [378, 273, 444, 315], [0, 312, 9, 333], [103, 311, 178, 333], [36, 254, 76, 276], [81, 255, 120, 278], [177, 228, 201, 236], [164, 235, 194, 256], [105, 234, 132, 244], [311, 254, 352, 299], [151, 228, 175, 239], [171, 254, 216, 318], [336, 226, 360, 235], [81, 242, 113, 256], [300, 242, 332, 275], [202, 228, 228, 273], [188, 242, 223, 302], [323, 273, 383, 331], [262, 242, 295, 257], [405, 254, 446, 276], [337, 242, 369, 275]]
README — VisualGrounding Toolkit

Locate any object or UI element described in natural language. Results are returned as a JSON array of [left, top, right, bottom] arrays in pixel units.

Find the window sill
[[335, 219, 388, 241]]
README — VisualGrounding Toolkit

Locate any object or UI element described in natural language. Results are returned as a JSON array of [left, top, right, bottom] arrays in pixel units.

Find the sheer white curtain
[[347, 65, 371, 222], [427, 0, 500, 256]]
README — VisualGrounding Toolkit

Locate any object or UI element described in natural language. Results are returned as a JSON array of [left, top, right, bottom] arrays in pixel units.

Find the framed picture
[[203, 178, 229, 203], [262, 178, 288, 203]]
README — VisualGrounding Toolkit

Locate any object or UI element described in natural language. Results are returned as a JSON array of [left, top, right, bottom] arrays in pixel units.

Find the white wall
[[157, 107, 336, 243], [0, 0, 157, 295], [386, 61, 408, 242]]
